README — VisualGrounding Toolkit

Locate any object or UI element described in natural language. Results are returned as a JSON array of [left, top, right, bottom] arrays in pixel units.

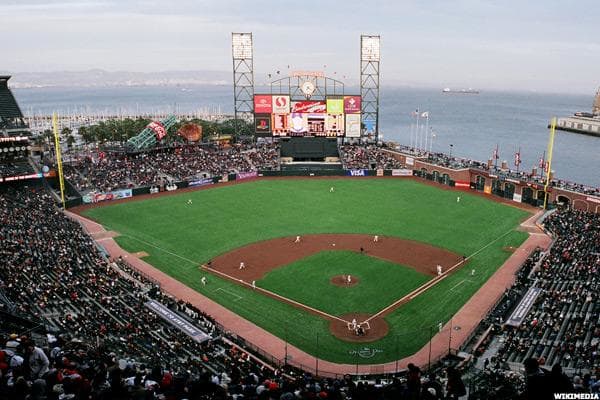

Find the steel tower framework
[[232, 33, 255, 135], [360, 35, 381, 141]]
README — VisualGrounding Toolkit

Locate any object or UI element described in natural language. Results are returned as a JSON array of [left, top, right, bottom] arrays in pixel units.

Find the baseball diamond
[[80, 177, 531, 364]]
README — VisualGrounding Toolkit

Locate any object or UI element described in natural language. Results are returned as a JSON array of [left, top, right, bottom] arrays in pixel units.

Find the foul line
[[362, 228, 516, 324], [202, 265, 348, 324]]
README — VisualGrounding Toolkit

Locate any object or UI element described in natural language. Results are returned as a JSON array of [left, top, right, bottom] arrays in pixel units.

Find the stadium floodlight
[[361, 35, 380, 62], [232, 33, 253, 59]]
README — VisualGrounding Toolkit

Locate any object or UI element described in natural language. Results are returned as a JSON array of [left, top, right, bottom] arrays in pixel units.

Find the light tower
[[231, 33, 255, 136], [360, 35, 381, 141]]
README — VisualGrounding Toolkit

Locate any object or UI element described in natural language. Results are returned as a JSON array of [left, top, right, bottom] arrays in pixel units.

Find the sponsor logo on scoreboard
[[254, 95, 272, 113], [344, 96, 361, 113], [345, 114, 361, 137], [326, 98, 344, 114], [291, 101, 326, 113], [272, 95, 290, 114]]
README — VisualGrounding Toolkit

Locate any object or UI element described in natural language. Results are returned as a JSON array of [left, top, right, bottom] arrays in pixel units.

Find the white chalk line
[[362, 227, 517, 324], [214, 287, 243, 301]]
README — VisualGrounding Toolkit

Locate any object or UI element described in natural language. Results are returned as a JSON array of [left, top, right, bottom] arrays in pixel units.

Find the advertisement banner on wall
[[146, 300, 211, 343], [345, 114, 361, 137], [254, 95, 273, 113], [513, 193, 522, 203], [254, 114, 272, 135], [376, 169, 384, 176], [289, 113, 308, 136], [188, 178, 214, 187], [326, 114, 344, 136], [237, 171, 258, 180], [326, 98, 344, 114], [405, 157, 414, 166], [82, 188, 133, 204], [344, 96, 361, 113], [308, 114, 326, 136], [391, 169, 413, 176], [484, 185, 492, 194], [272, 95, 290, 114], [291, 101, 326, 113], [347, 169, 368, 176], [455, 181, 470, 188], [271, 114, 289, 136]]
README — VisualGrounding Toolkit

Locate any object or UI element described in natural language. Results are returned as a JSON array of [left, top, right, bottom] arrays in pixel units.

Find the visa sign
[[348, 169, 367, 176]]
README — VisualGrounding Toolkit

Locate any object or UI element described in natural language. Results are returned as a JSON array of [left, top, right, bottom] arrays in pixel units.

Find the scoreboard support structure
[[360, 35, 381, 142], [232, 33, 255, 136]]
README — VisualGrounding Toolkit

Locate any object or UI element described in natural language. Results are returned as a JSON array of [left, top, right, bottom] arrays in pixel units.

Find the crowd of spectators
[[0, 162, 35, 178], [62, 144, 280, 193], [1, 184, 599, 398], [494, 209, 599, 373], [0, 185, 474, 399], [339, 145, 404, 170]]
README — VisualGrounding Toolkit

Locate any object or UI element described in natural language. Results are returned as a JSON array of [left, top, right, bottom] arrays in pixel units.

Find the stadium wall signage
[[188, 178, 214, 187], [237, 171, 258, 180], [505, 287, 542, 327], [145, 300, 211, 343], [82, 188, 132, 204], [348, 347, 384, 359], [347, 169, 368, 176], [391, 169, 413, 176]]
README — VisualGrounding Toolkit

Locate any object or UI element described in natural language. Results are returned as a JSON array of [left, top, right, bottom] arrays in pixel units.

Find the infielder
[[252, 280, 256, 289], [437, 264, 443, 276], [294, 236, 301, 243], [239, 261, 246, 270], [373, 235, 379, 242], [347, 275, 352, 284]]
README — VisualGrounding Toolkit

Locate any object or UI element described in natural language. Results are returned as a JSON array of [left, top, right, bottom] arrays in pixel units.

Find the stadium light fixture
[[361, 35, 380, 62], [232, 33, 253, 59]]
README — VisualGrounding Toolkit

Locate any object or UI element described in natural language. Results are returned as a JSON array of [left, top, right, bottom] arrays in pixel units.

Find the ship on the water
[[442, 87, 479, 94], [553, 87, 600, 137]]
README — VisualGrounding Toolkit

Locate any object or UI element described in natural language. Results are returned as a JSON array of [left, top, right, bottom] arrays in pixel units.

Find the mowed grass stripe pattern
[[84, 178, 530, 364], [258, 251, 431, 316]]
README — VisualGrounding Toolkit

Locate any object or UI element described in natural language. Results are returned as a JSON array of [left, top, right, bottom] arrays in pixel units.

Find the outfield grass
[[258, 250, 431, 316], [83, 178, 530, 364]]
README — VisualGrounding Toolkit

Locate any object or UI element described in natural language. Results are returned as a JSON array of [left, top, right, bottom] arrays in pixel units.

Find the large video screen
[[254, 95, 361, 137]]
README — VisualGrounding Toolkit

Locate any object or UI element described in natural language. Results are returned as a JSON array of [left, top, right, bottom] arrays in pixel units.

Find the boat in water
[[442, 87, 479, 94]]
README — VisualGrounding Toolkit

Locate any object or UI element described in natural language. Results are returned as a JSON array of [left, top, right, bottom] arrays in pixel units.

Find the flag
[[514, 151, 521, 166], [492, 147, 499, 160], [421, 111, 429, 118]]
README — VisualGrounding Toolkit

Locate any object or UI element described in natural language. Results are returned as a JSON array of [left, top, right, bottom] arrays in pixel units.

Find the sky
[[2, 0, 599, 94]]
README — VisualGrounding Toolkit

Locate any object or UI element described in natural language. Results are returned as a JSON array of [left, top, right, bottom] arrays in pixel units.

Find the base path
[[209, 234, 462, 281], [66, 208, 551, 376]]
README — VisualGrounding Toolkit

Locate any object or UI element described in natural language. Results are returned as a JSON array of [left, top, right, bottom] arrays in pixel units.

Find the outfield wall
[[60, 162, 600, 213]]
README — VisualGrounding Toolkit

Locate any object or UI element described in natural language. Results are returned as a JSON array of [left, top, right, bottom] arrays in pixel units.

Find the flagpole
[[494, 144, 499, 169], [424, 114, 429, 154], [516, 146, 521, 173], [415, 111, 420, 152]]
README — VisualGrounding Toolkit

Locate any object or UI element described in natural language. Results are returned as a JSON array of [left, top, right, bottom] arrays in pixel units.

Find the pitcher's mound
[[330, 313, 389, 343], [330, 275, 360, 287]]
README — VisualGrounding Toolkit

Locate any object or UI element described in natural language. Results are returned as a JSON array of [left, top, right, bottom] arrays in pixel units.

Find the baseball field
[[82, 178, 530, 364]]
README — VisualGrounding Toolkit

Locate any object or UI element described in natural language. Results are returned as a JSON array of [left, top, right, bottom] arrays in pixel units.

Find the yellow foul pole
[[52, 113, 66, 209], [543, 117, 556, 210]]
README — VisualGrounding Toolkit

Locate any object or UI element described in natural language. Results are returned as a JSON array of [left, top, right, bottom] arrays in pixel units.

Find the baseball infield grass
[[83, 178, 530, 365], [257, 250, 431, 316]]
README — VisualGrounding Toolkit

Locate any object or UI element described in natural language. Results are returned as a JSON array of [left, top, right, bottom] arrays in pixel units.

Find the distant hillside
[[2, 69, 232, 88]]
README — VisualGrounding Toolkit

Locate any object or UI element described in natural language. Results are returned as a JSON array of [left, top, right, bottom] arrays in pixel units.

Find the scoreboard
[[254, 95, 361, 138]]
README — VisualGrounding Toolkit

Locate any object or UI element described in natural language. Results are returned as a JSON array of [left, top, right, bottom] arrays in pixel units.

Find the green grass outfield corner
[[84, 178, 530, 364]]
